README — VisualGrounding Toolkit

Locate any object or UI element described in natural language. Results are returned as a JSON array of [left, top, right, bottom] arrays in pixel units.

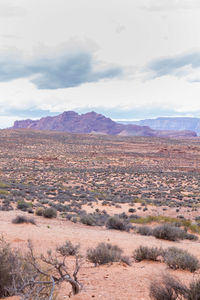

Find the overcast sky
[[0, 0, 200, 127]]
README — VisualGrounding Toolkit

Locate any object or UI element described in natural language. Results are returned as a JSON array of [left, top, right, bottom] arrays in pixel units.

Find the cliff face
[[130, 117, 200, 136], [12, 111, 197, 138]]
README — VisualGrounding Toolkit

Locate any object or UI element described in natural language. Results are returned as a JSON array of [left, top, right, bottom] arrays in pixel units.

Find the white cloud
[[0, 2, 26, 17], [0, 0, 199, 126], [139, 0, 200, 11]]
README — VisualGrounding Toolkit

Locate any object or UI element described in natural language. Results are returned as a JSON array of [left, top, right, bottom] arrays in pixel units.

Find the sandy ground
[[0, 210, 200, 300]]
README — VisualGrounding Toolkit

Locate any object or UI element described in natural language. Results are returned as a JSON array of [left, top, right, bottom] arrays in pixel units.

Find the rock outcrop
[[12, 111, 197, 138]]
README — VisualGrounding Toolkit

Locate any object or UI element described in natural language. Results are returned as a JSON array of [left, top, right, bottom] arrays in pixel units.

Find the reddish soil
[[0, 210, 199, 300]]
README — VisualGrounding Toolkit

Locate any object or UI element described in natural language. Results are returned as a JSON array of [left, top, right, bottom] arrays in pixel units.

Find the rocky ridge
[[12, 111, 197, 138]]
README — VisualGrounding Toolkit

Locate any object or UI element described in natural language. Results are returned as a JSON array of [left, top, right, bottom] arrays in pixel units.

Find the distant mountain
[[121, 117, 200, 136], [12, 111, 197, 138]]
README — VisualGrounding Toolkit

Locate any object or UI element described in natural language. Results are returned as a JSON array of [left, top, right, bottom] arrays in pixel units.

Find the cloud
[[147, 52, 200, 81], [139, 0, 200, 11], [0, 3, 26, 17], [115, 24, 126, 34], [0, 45, 123, 89]]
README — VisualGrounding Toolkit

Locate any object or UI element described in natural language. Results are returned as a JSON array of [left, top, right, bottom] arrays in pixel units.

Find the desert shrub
[[133, 246, 162, 262], [184, 233, 198, 241], [12, 215, 36, 225], [17, 200, 32, 211], [187, 278, 200, 300], [40, 199, 49, 204], [0, 237, 33, 298], [121, 255, 131, 266], [163, 247, 199, 272], [0, 190, 9, 195], [35, 207, 44, 216], [106, 216, 130, 231], [128, 208, 136, 213], [57, 240, 80, 256], [0, 237, 82, 298], [150, 274, 200, 300], [129, 214, 140, 220], [152, 224, 186, 241], [129, 215, 200, 233], [79, 212, 109, 227], [80, 214, 96, 226], [65, 213, 77, 220], [149, 274, 187, 300], [87, 242, 124, 266], [137, 226, 153, 236], [43, 207, 57, 218], [118, 212, 129, 220]]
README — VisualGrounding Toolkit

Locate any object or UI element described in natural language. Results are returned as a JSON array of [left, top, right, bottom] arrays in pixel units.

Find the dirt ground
[[0, 210, 199, 300], [1, 130, 200, 299]]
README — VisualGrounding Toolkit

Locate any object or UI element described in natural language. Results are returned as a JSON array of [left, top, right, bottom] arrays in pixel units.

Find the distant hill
[[12, 111, 197, 138], [121, 117, 200, 136]]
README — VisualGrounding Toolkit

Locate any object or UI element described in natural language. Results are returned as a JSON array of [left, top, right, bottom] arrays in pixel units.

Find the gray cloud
[[0, 50, 123, 89], [147, 52, 200, 78]]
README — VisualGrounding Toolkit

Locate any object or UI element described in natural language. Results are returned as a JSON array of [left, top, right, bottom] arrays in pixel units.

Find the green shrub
[[0, 190, 9, 195], [17, 200, 32, 211]]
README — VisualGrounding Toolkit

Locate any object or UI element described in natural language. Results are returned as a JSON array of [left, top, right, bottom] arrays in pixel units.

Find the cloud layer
[[147, 52, 200, 82], [0, 47, 123, 89]]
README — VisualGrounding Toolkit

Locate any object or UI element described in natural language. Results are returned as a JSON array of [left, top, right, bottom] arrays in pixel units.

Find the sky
[[1, 0, 200, 127]]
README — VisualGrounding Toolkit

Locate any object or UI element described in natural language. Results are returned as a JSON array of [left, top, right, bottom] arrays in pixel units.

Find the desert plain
[[1, 129, 200, 299]]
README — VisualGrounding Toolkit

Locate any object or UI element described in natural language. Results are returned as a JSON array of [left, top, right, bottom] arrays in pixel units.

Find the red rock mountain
[[12, 111, 197, 138]]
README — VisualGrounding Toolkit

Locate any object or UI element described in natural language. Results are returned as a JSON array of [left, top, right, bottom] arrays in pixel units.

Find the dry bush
[[152, 224, 186, 241], [133, 246, 163, 262], [106, 216, 130, 231], [150, 274, 187, 300], [136, 224, 198, 241], [35, 207, 44, 216], [137, 226, 153, 236], [43, 208, 57, 218], [150, 274, 200, 300], [12, 215, 36, 225], [87, 242, 128, 266], [17, 200, 32, 211], [187, 278, 200, 300], [80, 214, 96, 226], [163, 247, 199, 272], [56, 240, 80, 256], [0, 236, 83, 299]]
